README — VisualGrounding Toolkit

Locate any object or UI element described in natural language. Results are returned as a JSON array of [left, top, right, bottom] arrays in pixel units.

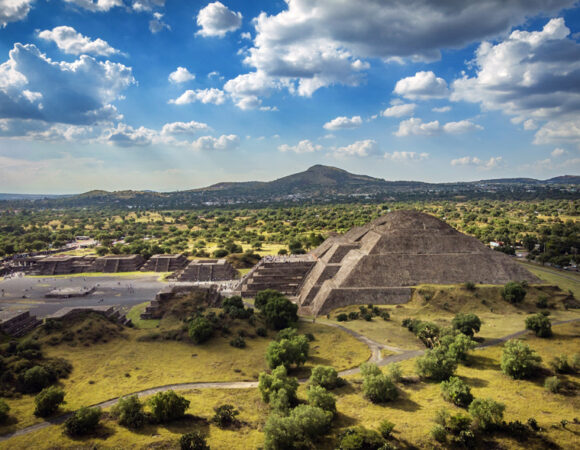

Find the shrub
[[442, 333, 476, 362], [264, 405, 333, 449], [430, 424, 447, 443], [544, 376, 562, 393], [363, 313, 373, 321], [229, 336, 246, 348], [338, 426, 385, 450], [34, 386, 65, 417], [256, 327, 267, 337], [262, 296, 299, 330], [188, 317, 213, 344], [501, 340, 542, 379], [212, 404, 239, 428], [468, 398, 505, 430], [307, 385, 336, 415], [525, 313, 552, 338], [337, 313, 348, 322], [360, 362, 382, 378], [386, 363, 402, 383], [180, 431, 210, 450], [111, 395, 146, 429], [502, 282, 526, 304], [536, 295, 548, 309], [380, 311, 390, 321], [440, 376, 473, 407], [65, 406, 102, 436], [213, 249, 228, 258], [378, 419, 395, 438], [258, 365, 298, 409], [414, 321, 440, 348], [348, 312, 360, 320], [0, 399, 10, 423], [275, 327, 298, 341], [451, 313, 482, 337], [416, 346, 457, 381], [254, 289, 285, 310], [363, 374, 398, 403], [148, 390, 190, 423], [309, 365, 342, 389], [21, 365, 52, 393], [265, 335, 309, 369], [464, 281, 476, 291]]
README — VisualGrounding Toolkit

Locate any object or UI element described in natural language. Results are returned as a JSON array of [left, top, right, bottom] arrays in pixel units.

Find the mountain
[[0, 165, 577, 209]]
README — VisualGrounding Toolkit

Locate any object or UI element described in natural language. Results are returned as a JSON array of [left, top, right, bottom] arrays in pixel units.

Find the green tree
[[309, 365, 342, 389], [500, 339, 542, 379], [362, 374, 398, 403], [65, 406, 102, 436], [212, 404, 239, 428], [338, 426, 385, 450], [111, 395, 147, 429], [21, 365, 52, 393], [34, 386, 65, 417], [265, 335, 309, 369], [258, 365, 299, 410], [188, 317, 213, 344], [148, 390, 190, 423], [416, 346, 458, 381], [451, 313, 482, 337], [307, 385, 336, 415], [525, 313, 552, 338], [502, 282, 526, 304], [440, 376, 473, 407], [254, 289, 285, 310], [180, 431, 210, 450], [262, 296, 299, 330], [468, 398, 505, 430]]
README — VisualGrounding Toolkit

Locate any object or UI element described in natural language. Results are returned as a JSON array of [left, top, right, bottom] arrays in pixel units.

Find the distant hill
[[0, 165, 577, 209]]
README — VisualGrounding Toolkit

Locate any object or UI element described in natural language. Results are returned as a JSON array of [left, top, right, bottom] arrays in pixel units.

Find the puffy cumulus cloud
[[394, 71, 448, 100], [191, 134, 239, 151], [323, 115, 362, 130], [278, 139, 323, 154], [0, 43, 134, 125], [0, 0, 34, 28], [442, 120, 483, 134], [63, 0, 123, 12], [132, 0, 165, 12], [168, 67, 195, 84], [149, 12, 170, 33], [394, 118, 440, 137], [451, 156, 503, 169], [196, 1, 242, 37], [382, 103, 416, 118], [0, 118, 101, 142], [394, 118, 483, 137], [551, 147, 566, 157], [106, 123, 156, 147], [161, 120, 209, 136], [38, 26, 121, 56], [432, 106, 451, 113], [384, 151, 429, 161], [451, 18, 580, 147], [169, 88, 226, 105], [223, 71, 278, 110], [226, 0, 575, 106], [333, 139, 380, 158]]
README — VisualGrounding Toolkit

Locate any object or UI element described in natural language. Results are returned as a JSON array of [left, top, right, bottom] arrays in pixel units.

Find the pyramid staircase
[[240, 259, 315, 298]]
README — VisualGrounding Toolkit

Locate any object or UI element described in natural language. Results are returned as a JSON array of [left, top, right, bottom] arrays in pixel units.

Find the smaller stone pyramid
[[298, 210, 539, 315]]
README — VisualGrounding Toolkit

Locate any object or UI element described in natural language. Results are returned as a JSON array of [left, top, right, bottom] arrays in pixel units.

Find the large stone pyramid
[[298, 210, 539, 315]]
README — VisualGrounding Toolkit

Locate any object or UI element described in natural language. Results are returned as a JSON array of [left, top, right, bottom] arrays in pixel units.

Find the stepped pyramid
[[298, 210, 539, 315]]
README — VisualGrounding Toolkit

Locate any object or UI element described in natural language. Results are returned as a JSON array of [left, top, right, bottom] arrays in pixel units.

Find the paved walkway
[[1, 317, 578, 442]]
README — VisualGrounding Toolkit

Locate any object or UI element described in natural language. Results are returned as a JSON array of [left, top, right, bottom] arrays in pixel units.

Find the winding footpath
[[1, 317, 579, 442]]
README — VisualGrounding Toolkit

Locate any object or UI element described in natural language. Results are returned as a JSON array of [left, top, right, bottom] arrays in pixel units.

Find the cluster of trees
[[336, 304, 390, 322]]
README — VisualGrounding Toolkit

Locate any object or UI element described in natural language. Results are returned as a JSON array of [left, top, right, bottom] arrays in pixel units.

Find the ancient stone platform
[[297, 210, 540, 315], [35, 255, 96, 275], [140, 254, 188, 272], [0, 310, 41, 337], [176, 259, 237, 282], [92, 255, 145, 273]]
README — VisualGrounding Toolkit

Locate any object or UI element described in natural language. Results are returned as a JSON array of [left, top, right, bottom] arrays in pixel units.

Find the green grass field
[[520, 261, 580, 299]]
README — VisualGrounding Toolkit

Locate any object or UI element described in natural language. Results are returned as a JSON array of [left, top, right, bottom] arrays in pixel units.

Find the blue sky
[[0, 0, 579, 194]]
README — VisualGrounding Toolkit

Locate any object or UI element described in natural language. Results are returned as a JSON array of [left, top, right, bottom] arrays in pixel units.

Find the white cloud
[[452, 18, 580, 147], [149, 12, 170, 33], [394, 118, 483, 137], [382, 103, 416, 118], [323, 115, 362, 130], [442, 120, 483, 134], [168, 67, 195, 84], [451, 156, 503, 169], [278, 140, 322, 154], [551, 147, 566, 157], [432, 106, 451, 113], [169, 88, 226, 105], [38, 26, 121, 56], [132, 0, 165, 12], [106, 123, 156, 147], [394, 71, 449, 100], [63, 0, 123, 12], [161, 120, 209, 136], [384, 151, 429, 161], [228, 0, 575, 105], [0, 43, 134, 125], [333, 139, 379, 158], [191, 134, 239, 151], [0, 0, 33, 28], [394, 118, 440, 137], [241, 32, 251, 40], [196, 1, 242, 37], [223, 71, 277, 109]]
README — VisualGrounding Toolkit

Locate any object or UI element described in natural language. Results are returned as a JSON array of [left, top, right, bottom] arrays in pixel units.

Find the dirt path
[[1, 318, 578, 442]]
